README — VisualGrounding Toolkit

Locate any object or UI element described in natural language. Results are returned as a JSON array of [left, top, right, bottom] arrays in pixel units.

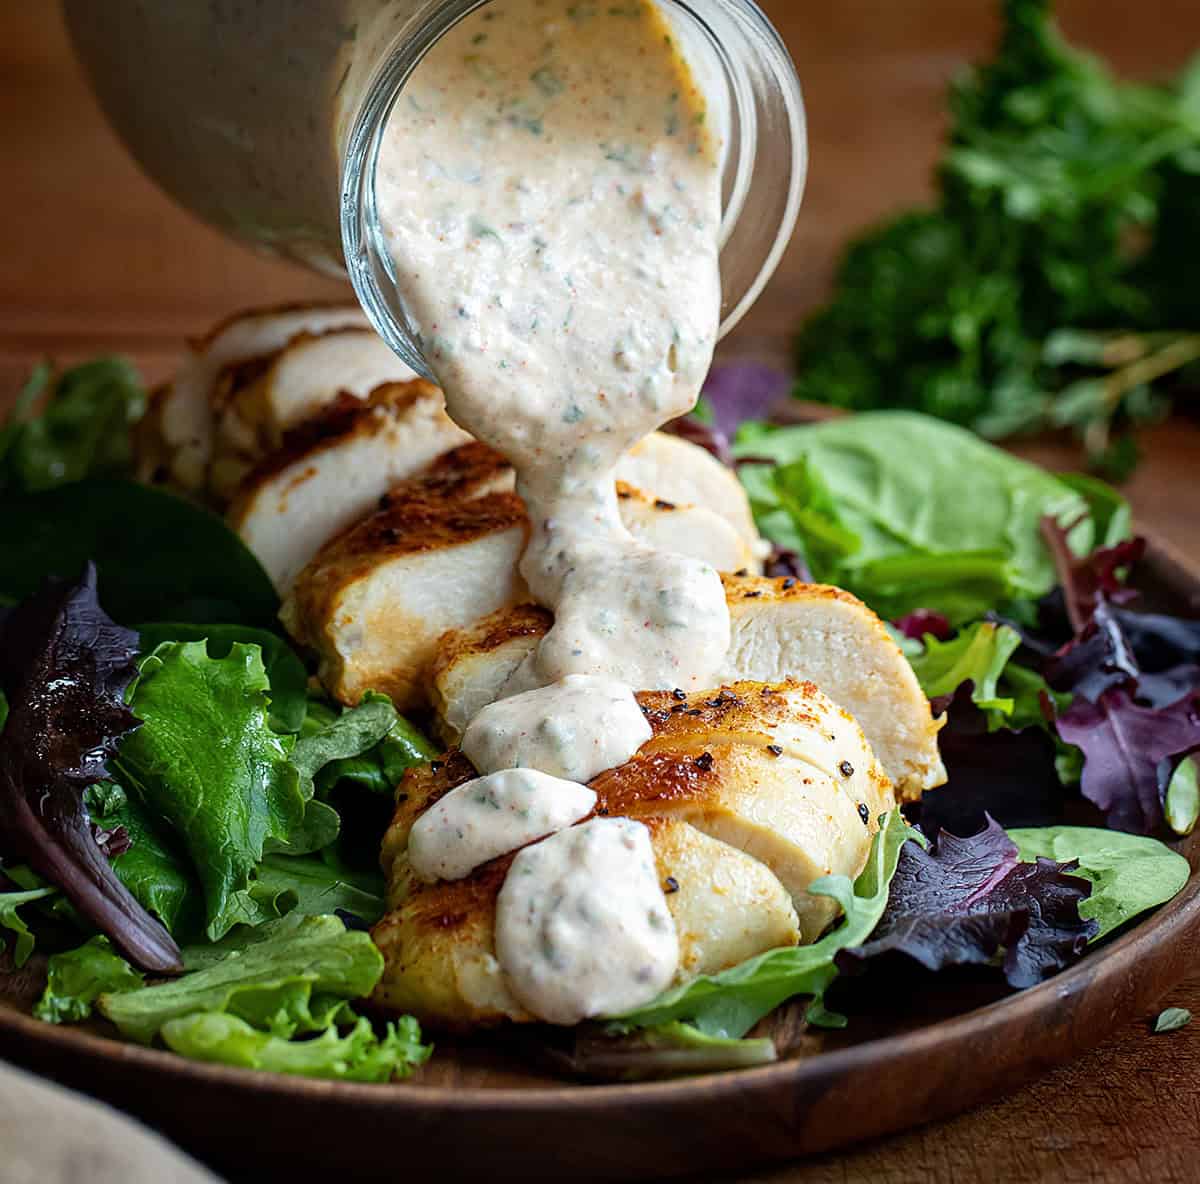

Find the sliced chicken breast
[[427, 577, 945, 798], [228, 381, 472, 594], [281, 447, 530, 710], [284, 448, 762, 709], [718, 576, 944, 798], [142, 303, 370, 493], [371, 679, 892, 1028], [615, 431, 760, 549], [209, 328, 419, 499]]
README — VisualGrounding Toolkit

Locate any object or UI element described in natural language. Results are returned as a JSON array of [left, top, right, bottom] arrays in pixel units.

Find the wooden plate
[[1, 537, 1197, 1184]]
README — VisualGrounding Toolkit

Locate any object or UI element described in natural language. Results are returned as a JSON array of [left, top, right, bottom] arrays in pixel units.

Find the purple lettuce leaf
[[0, 564, 182, 972], [700, 361, 790, 439], [894, 610, 953, 643], [762, 545, 813, 583], [1055, 689, 1200, 835], [913, 683, 1066, 835], [1044, 601, 1139, 703], [837, 818, 1096, 989], [1039, 517, 1144, 633]]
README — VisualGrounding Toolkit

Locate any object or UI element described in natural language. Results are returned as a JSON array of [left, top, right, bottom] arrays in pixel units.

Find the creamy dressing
[[378, 0, 725, 1022], [408, 769, 596, 882], [494, 817, 679, 1024], [461, 674, 651, 784]]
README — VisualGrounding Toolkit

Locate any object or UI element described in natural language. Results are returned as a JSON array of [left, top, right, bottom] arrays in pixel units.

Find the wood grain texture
[[1, 2, 1199, 1182]]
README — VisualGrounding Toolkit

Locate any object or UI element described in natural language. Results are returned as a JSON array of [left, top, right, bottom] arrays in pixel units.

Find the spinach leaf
[[1154, 1007, 1192, 1034], [735, 413, 1092, 621], [0, 887, 56, 967], [1009, 825, 1190, 939], [0, 480, 278, 628], [114, 641, 309, 940], [160, 1012, 430, 1082], [612, 809, 914, 1037], [99, 914, 384, 1044], [34, 936, 144, 1024], [1, 359, 145, 494], [136, 625, 308, 735]]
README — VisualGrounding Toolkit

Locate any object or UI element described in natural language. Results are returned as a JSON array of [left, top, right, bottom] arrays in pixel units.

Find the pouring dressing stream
[[376, 0, 727, 1022]]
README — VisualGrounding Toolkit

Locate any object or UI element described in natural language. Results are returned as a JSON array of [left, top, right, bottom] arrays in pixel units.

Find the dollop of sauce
[[461, 674, 651, 784], [378, 0, 725, 1022], [408, 768, 596, 883], [495, 817, 679, 1024]]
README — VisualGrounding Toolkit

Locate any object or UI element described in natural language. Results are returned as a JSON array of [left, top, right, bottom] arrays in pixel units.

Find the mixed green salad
[[0, 355, 1197, 1083]]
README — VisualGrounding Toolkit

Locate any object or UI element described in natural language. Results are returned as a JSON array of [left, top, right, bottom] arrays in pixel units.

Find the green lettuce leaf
[[114, 641, 309, 939], [0, 886, 56, 967], [302, 694, 437, 798], [34, 936, 144, 1024], [135, 625, 309, 735], [612, 809, 915, 1037], [0, 359, 145, 494], [84, 783, 199, 935], [1009, 825, 1190, 940], [559, 1021, 777, 1081], [246, 855, 386, 927], [907, 621, 1023, 715], [160, 1012, 430, 1082], [99, 914, 384, 1044], [734, 413, 1092, 621]]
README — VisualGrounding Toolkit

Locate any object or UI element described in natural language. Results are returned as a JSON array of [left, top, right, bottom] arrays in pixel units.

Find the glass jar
[[65, 0, 805, 376]]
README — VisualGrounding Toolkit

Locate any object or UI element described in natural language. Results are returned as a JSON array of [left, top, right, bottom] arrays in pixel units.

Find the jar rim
[[341, 0, 806, 375]]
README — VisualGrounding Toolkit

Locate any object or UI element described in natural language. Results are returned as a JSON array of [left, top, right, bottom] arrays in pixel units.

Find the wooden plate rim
[[2, 855, 1199, 1113]]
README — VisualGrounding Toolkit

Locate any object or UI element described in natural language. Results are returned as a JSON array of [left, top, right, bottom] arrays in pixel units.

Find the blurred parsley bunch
[[793, 0, 1200, 477]]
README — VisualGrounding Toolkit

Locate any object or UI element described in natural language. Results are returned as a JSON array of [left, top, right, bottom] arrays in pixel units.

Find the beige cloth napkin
[[0, 1059, 222, 1184]]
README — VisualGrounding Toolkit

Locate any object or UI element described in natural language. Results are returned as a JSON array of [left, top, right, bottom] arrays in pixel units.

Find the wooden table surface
[[1, 3, 1198, 1182]]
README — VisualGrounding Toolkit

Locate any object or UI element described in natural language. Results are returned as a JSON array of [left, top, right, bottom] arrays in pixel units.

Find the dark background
[[1, 4, 1198, 1181]]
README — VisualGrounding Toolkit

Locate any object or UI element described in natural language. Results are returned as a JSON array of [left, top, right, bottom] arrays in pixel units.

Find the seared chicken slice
[[242, 328, 416, 441], [371, 679, 892, 1028], [718, 577, 944, 798], [210, 328, 418, 499], [428, 578, 944, 798], [138, 303, 370, 493], [281, 446, 529, 710], [284, 447, 760, 709], [614, 432, 760, 549], [228, 381, 471, 593]]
